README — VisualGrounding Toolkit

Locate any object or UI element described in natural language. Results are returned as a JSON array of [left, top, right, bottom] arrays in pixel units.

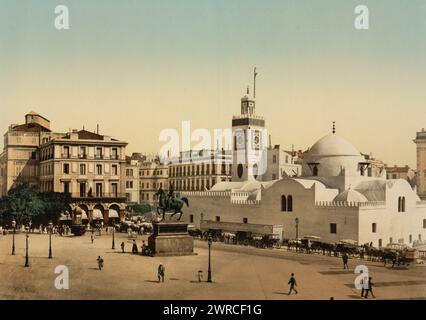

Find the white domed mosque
[[180, 106, 426, 247]]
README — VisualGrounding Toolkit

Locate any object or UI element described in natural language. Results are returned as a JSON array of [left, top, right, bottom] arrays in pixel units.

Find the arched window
[[313, 166, 318, 176], [281, 195, 287, 212], [288, 195, 293, 212], [401, 197, 406, 212], [398, 197, 401, 212]]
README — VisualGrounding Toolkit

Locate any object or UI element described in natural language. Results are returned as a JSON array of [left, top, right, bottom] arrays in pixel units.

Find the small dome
[[333, 189, 368, 203], [308, 134, 360, 157]]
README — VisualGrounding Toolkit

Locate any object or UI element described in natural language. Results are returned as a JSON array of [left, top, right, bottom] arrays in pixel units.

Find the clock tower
[[232, 87, 266, 182]]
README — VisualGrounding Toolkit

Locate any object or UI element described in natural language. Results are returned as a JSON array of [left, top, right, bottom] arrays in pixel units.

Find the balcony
[[78, 154, 87, 159], [61, 154, 71, 159], [95, 155, 104, 160], [71, 192, 127, 201], [110, 155, 118, 160]]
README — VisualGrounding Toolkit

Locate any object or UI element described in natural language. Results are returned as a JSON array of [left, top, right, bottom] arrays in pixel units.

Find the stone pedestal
[[148, 222, 195, 256]]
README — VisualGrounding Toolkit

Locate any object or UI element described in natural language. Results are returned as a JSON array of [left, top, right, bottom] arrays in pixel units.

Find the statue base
[[148, 222, 195, 256]]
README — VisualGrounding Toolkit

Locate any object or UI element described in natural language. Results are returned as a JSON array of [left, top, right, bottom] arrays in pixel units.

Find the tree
[[130, 203, 152, 215], [40, 191, 71, 223], [0, 197, 8, 225], [6, 183, 44, 225]]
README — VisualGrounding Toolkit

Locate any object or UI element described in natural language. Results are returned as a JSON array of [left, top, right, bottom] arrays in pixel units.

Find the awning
[[109, 209, 119, 218], [92, 209, 104, 220]]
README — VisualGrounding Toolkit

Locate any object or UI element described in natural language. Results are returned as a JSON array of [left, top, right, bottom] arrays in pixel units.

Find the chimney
[[97, 124, 99, 134], [269, 135, 272, 148]]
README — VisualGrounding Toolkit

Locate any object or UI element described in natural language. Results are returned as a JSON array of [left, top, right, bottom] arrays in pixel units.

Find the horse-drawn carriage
[[199, 220, 283, 249]]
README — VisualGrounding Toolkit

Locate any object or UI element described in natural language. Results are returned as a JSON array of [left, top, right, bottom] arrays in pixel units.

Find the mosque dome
[[302, 133, 365, 178], [333, 189, 368, 203], [308, 134, 361, 157]]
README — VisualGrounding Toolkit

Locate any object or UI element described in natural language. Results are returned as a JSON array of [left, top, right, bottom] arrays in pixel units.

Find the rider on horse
[[167, 184, 175, 210]]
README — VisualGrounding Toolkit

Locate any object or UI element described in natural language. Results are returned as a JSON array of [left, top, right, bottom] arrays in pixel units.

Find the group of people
[[126, 239, 151, 256]]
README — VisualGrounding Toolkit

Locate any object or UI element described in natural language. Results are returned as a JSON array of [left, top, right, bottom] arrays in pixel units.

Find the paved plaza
[[1, 232, 426, 300]]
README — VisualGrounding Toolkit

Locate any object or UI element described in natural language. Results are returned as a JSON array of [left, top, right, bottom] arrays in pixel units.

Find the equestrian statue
[[155, 185, 189, 221]]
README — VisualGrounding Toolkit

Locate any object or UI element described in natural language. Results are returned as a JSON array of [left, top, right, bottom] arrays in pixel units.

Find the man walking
[[364, 277, 375, 298], [158, 264, 165, 282], [91, 234, 94, 244], [342, 253, 349, 270], [288, 273, 298, 295], [97, 256, 104, 270], [120, 241, 125, 253]]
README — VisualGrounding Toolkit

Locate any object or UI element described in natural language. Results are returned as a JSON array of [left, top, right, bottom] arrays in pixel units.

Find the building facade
[[38, 129, 128, 224], [168, 149, 232, 192], [125, 153, 144, 205], [139, 156, 169, 207], [0, 112, 64, 197]]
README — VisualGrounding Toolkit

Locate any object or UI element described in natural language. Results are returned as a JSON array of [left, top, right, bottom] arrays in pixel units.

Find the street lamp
[[11, 219, 16, 255], [48, 221, 53, 259], [112, 224, 115, 250], [295, 217, 299, 252], [24, 226, 29, 267], [207, 236, 212, 283]]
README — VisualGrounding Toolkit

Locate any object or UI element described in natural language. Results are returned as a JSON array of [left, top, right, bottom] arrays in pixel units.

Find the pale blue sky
[[1, 0, 426, 166]]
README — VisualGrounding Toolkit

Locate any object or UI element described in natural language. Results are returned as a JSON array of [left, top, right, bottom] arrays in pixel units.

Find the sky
[[1, 0, 426, 167]]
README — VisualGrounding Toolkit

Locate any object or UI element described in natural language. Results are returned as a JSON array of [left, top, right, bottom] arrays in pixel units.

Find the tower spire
[[253, 67, 258, 98]]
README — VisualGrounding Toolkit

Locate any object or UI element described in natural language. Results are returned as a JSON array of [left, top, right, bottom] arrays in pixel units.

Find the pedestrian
[[91, 234, 94, 244], [120, 241, 125, 253], [197, 270, 203, 282], [97, 256, 104, 270], [342, 253, 349, 269], [364, 277, 375, 299], [360, 271, 367, 298], [158, 264, 165, 282], [288, 273, 298, 295], [132, 240, 138, 254]]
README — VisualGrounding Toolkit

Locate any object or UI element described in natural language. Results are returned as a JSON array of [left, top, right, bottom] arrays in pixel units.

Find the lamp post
[[11, 219, 16, 255], [295, 217, 299, 252], [207, 236, 212, 283], [48, 221, 53, 259], [24, 226, 29, 267], [112, 224, 115, 249]]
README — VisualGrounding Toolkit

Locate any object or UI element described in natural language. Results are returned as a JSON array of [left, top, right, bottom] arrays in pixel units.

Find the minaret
[[414, 128, 426, 199], [232, 70, 266, 182]]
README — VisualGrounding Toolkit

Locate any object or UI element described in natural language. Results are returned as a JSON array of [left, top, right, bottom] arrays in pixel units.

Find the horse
[[155, 188, 189, 222]]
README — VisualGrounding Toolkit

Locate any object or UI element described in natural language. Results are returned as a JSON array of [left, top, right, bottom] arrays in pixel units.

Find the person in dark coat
[[120, 241, 125, 253], [342, 253, 349, 269], [288, 273, 298, 295], [132, 240, 138, 254], [97, 256, 104, 270], [158, 264, 165, 282]]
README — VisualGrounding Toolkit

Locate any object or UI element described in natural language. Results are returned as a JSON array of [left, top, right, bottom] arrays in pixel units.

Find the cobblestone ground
[[1, 232, 426, 300]]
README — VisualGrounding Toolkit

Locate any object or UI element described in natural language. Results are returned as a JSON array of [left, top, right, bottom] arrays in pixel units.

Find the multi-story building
[[168, 149, 232, 192], [125, 153, 144, 205], [139, 156, 169, 207], [414, 128, 426, 199], [38, 129, 128, 224], [0, 112, 64, 197]]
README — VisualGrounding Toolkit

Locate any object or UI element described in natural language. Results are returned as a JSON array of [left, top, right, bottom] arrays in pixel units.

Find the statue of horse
[[155, 188, 189, 222]]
